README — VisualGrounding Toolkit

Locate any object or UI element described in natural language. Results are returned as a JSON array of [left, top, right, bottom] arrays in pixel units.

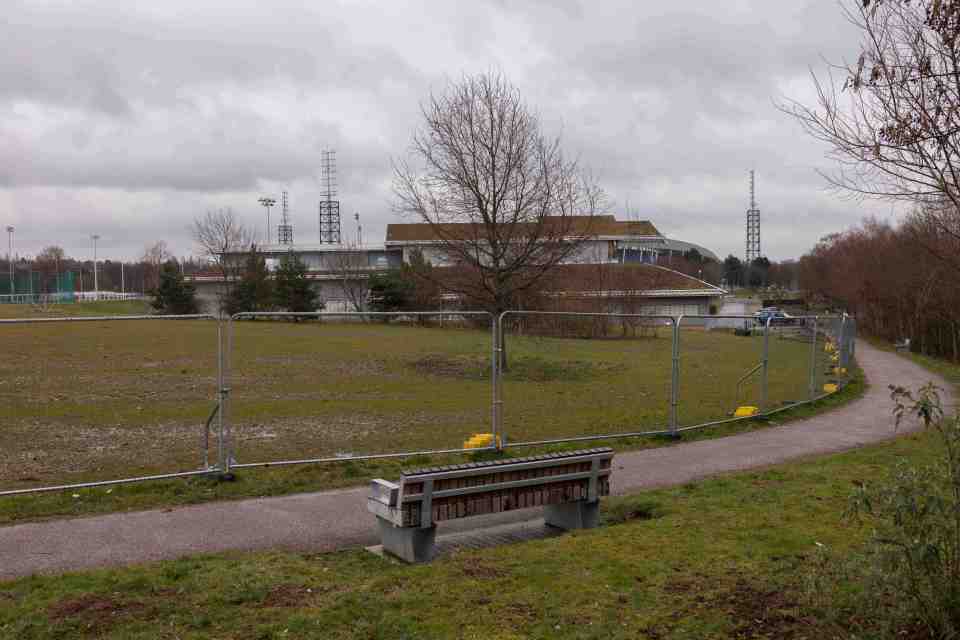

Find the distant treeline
[[0, 242, 206, 295], [799, 212, 960, 361]]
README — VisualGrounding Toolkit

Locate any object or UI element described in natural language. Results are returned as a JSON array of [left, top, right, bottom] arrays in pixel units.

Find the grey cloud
[[0, 0, 887, 262]]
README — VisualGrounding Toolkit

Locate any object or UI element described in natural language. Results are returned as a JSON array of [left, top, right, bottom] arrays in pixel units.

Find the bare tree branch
[[780, 1, 960, 254], [329, 245, 371, 312], [392, 71, 606, 316], [190, 207, 253, 312]]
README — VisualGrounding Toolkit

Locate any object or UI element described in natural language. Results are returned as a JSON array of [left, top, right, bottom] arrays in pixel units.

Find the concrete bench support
[[544, 500, 600, 530], [377, 519, 437, 564]]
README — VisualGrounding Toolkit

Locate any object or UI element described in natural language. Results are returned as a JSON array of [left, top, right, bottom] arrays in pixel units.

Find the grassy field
[[0, 370, 863, 525], [0, 301, 853, 523], [0, 299, 152, 318], [0, 414, 936, 639]]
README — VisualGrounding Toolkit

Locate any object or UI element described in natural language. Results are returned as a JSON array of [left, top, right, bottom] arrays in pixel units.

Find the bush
[[150, 261, 199, 315], [368, 270, 414, 313], [224, 247, 273, 316], [273, 253, 320, 314], [808, 383, 960, 638]]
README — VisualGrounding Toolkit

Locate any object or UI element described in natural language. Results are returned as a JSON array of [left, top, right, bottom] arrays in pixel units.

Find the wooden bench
[[367, 447, 614, 562], [895, 338, 911, 352]]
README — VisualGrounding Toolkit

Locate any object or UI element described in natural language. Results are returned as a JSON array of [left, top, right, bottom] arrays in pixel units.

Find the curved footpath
[[0, 341, 954, 580]]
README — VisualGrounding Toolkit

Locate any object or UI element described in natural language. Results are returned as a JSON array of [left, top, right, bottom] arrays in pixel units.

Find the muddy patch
[[408, 354, 488, 380], [47, 594, 145, 632], [459, 558, 509, 579], [258, 584, 317, 608], [647, 571, 816, 639]]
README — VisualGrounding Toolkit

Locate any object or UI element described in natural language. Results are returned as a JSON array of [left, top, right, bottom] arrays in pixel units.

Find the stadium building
[[189, 216, 725, 315]]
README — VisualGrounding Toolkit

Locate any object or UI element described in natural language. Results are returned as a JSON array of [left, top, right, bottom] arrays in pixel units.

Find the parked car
[[754, 307, 794, 326]]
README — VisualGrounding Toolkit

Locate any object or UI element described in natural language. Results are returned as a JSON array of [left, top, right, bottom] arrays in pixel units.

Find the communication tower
[[277, 190, 294, 244], [318, 150, 341, 244], [745, 170, 761, 263]]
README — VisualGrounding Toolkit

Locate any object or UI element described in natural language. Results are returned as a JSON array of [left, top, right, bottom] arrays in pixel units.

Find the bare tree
[[329, 245, 371, 312], [191, 208, 253, 312], [393, 72, 605, 320], [142, 241, 170, 292], [35, 246, 66, 294], [781, 0, 960, 271]]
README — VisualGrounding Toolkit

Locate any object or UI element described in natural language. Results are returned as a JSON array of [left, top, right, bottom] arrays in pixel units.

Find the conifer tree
[[224, 247, 273, 316], [151, 260, 199, 315], [274, 253, 320, 314]]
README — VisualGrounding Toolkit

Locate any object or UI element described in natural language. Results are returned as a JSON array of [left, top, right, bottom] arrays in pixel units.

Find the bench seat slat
[[403, 469, 610, 502], [401, 447, 613, 478]]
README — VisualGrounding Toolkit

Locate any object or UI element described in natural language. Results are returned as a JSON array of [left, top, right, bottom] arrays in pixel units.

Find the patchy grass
[[0, 416, 934, 639], [0, 299, 151, 318], [0, 368, 862, 525], [0, 317, 860, 524]]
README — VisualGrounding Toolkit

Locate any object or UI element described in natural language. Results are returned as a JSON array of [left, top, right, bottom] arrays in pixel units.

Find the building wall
[[192, 278, 346, 315], [266, 248, 402, 272], [404, 240, 621, 267], [641, 298, 713, 317]]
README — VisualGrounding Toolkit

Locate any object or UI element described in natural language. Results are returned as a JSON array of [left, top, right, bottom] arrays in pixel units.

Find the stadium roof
[[431, 263, 724, 297], [535, 263, 724, 295], [385, 216, 661, 243]]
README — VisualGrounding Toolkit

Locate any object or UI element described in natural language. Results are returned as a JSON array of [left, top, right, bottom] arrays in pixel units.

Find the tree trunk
[[950, 322, 960, 362]]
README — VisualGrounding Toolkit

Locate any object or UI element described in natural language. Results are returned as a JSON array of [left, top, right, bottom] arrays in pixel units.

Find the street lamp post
[[91, 234, 100, 301], [5, 225, 13, 297], [258, 197, 276, 245]]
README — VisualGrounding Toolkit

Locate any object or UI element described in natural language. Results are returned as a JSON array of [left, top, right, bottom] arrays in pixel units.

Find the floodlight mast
[[5, 226, 12, 296], [91, 234, 100, 301], [258, 197, 276, 245]]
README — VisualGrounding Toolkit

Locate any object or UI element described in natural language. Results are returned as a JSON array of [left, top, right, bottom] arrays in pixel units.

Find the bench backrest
[[369, 448, 613, 528]]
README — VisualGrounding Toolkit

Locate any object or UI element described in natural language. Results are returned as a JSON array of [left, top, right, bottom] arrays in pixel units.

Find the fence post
[[211, 318, 223, 470], [838, 314, 849, 369], [761, 316, 772, 410], [490, 314, 500, 450], [670, 316, 681, 436], [218, 314, 234, 479], [850, 319, 856, 362], [494, 312, 506, 450], [808, 317, 819, 401]]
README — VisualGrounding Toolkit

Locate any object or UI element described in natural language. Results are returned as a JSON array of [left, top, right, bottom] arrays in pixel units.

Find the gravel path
[[0, 340, 951, 580]]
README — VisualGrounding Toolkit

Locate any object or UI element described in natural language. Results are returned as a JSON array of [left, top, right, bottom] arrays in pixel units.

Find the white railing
[[0, 292, 145, 304]]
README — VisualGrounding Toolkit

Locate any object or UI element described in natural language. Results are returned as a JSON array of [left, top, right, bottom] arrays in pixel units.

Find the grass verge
[[0, 403, 931, 640]]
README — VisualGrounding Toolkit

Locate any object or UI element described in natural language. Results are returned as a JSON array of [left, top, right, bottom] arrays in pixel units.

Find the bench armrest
[[369, 479, 399, 507]]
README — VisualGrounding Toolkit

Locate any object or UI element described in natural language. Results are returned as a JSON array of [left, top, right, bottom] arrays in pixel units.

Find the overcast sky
[[1, 0, 899, 262]]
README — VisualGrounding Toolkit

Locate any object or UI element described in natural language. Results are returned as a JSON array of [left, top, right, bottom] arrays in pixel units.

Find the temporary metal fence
[[222, 311, 498, 477], [0, 309, 857, 497], [495, 312, 854, 448], [495, 311, 680, 447], [0, 314, 224, 497]]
